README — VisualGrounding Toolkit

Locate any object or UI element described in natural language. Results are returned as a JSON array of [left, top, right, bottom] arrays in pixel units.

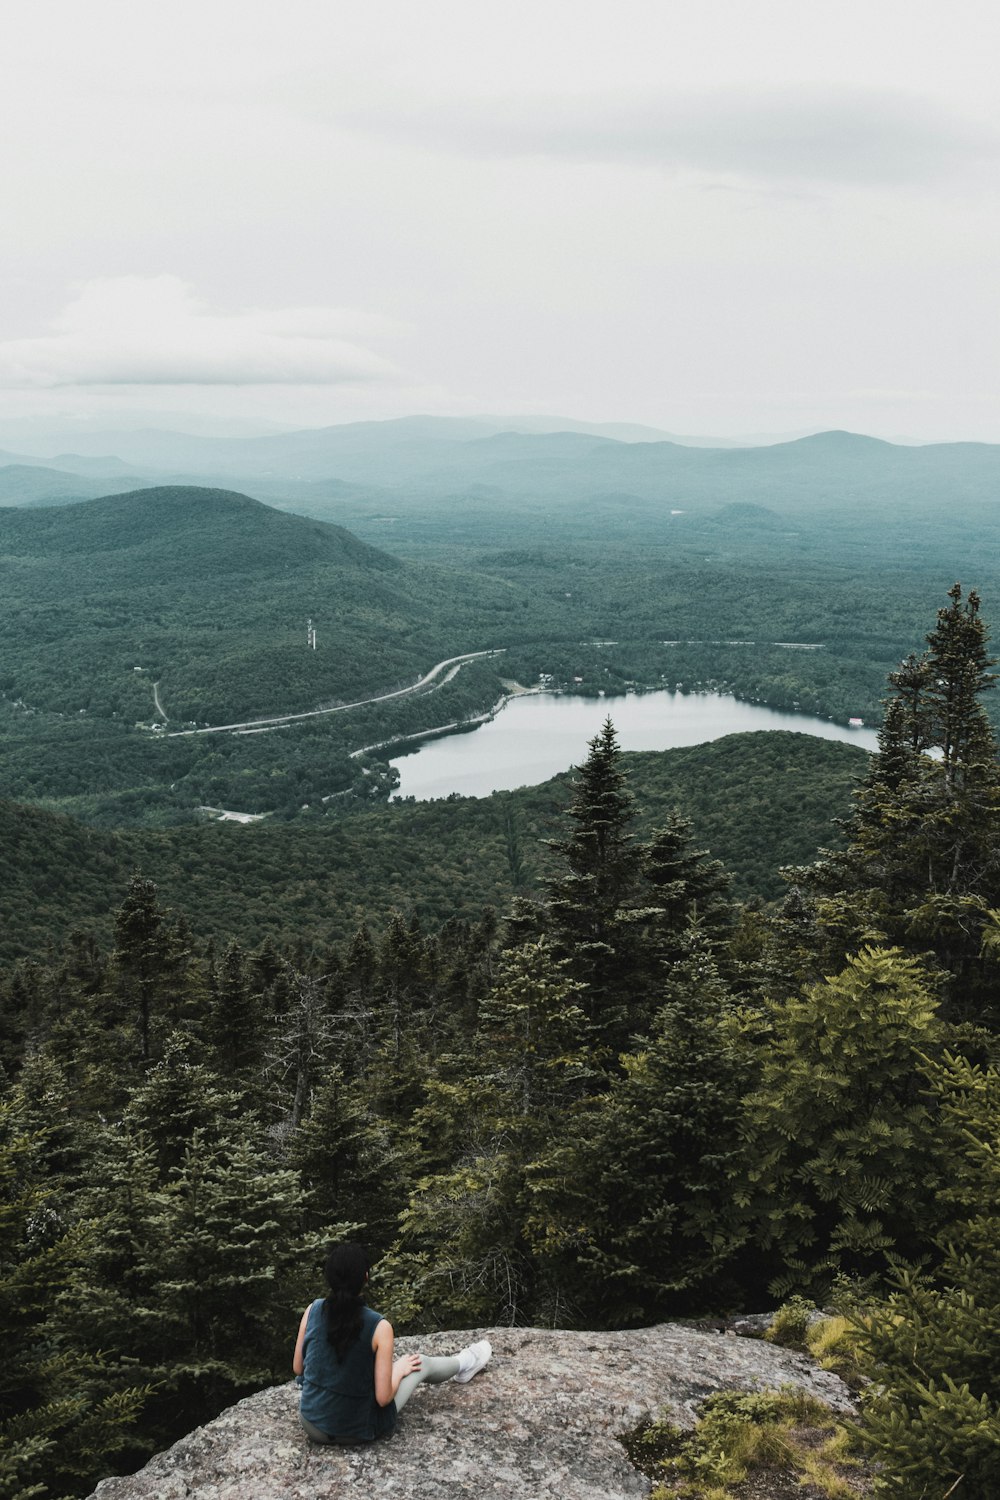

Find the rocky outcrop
[[88, 1323, 855, 1500]]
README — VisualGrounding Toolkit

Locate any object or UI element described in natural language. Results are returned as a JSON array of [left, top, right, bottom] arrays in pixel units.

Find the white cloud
[[327, 84, 997, 189], [0, 277, 407, 388]]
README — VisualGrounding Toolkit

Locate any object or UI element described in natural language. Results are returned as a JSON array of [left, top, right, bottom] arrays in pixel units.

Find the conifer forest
[[5, 583, 1000, 1498]]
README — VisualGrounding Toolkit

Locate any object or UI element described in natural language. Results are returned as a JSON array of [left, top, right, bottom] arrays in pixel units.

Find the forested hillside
[[4, 587, 1000, 1499], [0, 486, 504, 724], [4, 469, 999, 828], [0, 731, 864, 961], [4, 442, 1000, 1498]]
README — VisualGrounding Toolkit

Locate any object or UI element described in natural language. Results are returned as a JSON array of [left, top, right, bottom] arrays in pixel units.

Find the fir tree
[[806, 586, 1000, 1023], [885, 651, 933, 752], [375, 911, 428, 1072], [383, 940, 591, 1328], [290, 1066, 409, 1255], [858, 1049, 1000, 1498], [740, 946, 946, 1297], [0, 1096, 146, 1499], [204, 940, 267, 1084], [528, 934, 750, 1325], [336, 924, 380, 1072], [545, 719, 645, 1056], [267, 965, 335, 1131], [638, 812, 733, 1008], [109, 875, 190, 1067], [74, 1049, 316, 1450], [924, 583, 997, 784]]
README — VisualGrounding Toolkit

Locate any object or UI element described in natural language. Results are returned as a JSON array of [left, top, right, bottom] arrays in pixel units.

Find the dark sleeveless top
[[299, 1301, 398, 1442]]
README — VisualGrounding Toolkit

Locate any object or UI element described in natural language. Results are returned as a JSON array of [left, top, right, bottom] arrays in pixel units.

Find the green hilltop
[[0, 485, 514, 728]]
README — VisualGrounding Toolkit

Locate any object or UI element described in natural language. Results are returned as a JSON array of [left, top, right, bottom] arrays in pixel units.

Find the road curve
[[163, 649, 505, 738]]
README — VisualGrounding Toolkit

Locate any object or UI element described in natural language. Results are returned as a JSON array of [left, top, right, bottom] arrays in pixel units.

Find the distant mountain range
[[0, 461, 148, 507], [2, 418, 998, 520], [0, 410, 793, 468]]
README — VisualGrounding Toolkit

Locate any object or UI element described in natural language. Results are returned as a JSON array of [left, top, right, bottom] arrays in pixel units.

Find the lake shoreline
[[389, 686, 879, 802]]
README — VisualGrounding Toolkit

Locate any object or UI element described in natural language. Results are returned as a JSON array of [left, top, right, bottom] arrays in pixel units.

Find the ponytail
[[322, 1243, 369, 1361]]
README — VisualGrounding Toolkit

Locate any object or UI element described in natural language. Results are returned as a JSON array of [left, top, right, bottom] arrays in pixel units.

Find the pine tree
[[204, 940, 267, 1084], [740, 946, 946, 1297], [527, 935, 750, 1325], [806, 586, 1000, 1023], [639, 813, 733, 1002], [383, 940, 591, 1328], [502, 803, 530, 889], [336, 924, 380, 1072], [475, 938, 593, 1121], [924, 583, 998, 783], [375, 911, 428, 1073], [0, 1095, 146, 1499], [74, 1047, 317, 1450], [642, 812, 731, 942], [885, 651, 933, 752], [858, 1049, 1000, 1498], [109, 875, 190, 1067], [250, 935, 282, 992], [290, 1066, 410, 1255], [267, 965, 336, 1131], [545, 719, 645, 1056]]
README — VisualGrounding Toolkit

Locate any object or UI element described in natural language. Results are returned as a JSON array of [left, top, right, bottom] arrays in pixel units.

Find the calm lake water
[[390, 690, 879, 801]]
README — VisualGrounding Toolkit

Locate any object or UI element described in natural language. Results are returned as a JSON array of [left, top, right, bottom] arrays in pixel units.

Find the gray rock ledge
[[88, 1323, 856, 1500]]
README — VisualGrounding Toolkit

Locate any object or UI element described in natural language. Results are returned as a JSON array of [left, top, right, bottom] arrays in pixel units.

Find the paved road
[[163, 649, 505, 738]]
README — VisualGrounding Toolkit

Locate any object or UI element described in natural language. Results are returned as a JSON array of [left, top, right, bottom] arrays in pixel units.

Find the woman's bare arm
[[292, 1306, 310, 1375], [373, 1318, 421, 1405], [373, 1318, 398, 1405]]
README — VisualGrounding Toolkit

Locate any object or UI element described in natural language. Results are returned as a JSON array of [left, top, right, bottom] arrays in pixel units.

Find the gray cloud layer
[[329, 84, 996, 188]]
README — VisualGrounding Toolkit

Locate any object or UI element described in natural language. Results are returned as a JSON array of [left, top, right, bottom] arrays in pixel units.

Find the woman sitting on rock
[[293, 1242, 492, 1444]]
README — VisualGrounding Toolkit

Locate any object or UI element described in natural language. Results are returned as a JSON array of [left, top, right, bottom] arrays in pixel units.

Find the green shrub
[[621, 1387, 859, 1499], [764, 1295, 816, 1349]]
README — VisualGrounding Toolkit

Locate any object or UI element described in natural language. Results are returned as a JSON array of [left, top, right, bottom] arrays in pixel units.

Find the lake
[[390, 690, 879, 801]]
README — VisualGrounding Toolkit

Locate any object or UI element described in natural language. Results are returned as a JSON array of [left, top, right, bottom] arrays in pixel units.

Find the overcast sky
[[2, 0, 998, 441]]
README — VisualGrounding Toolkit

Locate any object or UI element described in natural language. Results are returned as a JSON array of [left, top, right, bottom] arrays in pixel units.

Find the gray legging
[[300, 1354, 461, 1444], [393, 1353, 461, 1412]]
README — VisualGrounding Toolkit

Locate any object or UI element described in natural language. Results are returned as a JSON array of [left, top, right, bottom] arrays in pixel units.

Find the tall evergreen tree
[[267, 965, 335, 1131], [75, 1047, 316, 1450], [858, 1048, 1000, 1499], [290, 1066, 410, 1255], [383, 940, 591, 1329], [528, 935, 750, 1326], [0, 1097, 145, 1500], [740, 946, 946, 1297], [924, 583, 998, 782], [204, 940, 267, 1085], [640, 811, 732, 986], [806, 586, 1000, 1022], [110, 875, 190, 1067], [375, 911, 428, 1069], [545, 719, 645, 1056]]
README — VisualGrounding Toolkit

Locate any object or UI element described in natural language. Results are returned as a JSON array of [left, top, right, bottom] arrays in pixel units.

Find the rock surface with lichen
[[87, 1323, 855, 1500]]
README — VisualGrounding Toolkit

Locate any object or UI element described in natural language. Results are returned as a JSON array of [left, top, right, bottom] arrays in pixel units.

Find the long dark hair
[[323, 1243, 370, 1361]]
